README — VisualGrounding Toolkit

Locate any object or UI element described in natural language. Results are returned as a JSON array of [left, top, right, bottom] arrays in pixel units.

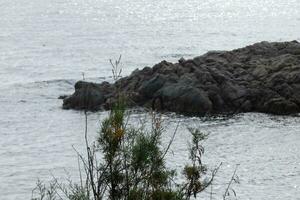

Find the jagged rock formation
[[62, 41, 300, 115]]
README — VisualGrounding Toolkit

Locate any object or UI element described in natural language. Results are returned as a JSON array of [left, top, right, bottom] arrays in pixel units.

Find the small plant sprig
[[110, 55, 122, 81], [181, 128, 222, 200]]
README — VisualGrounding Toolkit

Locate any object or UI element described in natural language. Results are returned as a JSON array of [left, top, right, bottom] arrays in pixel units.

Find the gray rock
[[62, 41, 300, 115], [63, 81, 111, 111], [138, 74, 166, 98]]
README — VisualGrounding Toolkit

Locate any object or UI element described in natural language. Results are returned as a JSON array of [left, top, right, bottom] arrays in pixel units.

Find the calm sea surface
[[0, 0, 300, 199]]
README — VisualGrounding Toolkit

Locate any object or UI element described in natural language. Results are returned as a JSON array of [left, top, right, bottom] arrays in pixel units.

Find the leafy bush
[[32, 99, 221, 200], [32, 58, 238, 200]]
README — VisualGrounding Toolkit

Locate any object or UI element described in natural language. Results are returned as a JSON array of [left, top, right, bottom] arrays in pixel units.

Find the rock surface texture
[[63, 41, 300, 115]]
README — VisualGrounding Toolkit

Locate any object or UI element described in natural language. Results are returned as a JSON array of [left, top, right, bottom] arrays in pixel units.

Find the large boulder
[[63, 81, 113, 111], [62, 41, 300, 115]]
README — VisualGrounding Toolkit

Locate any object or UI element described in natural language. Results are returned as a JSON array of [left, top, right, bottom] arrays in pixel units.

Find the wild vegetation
[[32, 58, 239, 200]]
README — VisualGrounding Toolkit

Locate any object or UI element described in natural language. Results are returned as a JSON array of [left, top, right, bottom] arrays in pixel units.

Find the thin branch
[[84, 111, 98, 199], [198, 162, 222, 194], [161, 121, 180, 160], [223, 164, 239, 200]]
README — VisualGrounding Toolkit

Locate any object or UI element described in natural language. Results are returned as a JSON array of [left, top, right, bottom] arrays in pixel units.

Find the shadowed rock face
[[62, 41, 300, 115]]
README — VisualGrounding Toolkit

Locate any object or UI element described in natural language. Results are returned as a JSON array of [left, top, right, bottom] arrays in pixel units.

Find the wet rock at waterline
[[62, 41, 300, 115]]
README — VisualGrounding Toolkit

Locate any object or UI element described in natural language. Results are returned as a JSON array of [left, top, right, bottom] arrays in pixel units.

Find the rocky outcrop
[[62, 41, 300, 115]]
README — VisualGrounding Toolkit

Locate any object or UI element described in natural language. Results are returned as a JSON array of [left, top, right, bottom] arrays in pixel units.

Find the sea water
[[0, 0, 300, 199]]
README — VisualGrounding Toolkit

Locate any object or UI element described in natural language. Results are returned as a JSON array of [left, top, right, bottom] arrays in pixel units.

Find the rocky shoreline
[[62, 41, 300, 115]]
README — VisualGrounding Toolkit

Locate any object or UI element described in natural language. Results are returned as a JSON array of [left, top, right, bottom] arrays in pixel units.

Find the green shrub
[[32, 99, 220, 200], [32, 58, 238, 200]]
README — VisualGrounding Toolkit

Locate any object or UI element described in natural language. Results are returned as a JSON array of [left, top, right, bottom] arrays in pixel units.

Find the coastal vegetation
[[31, 104, 223, 200], [31, 59, 239, 200]]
